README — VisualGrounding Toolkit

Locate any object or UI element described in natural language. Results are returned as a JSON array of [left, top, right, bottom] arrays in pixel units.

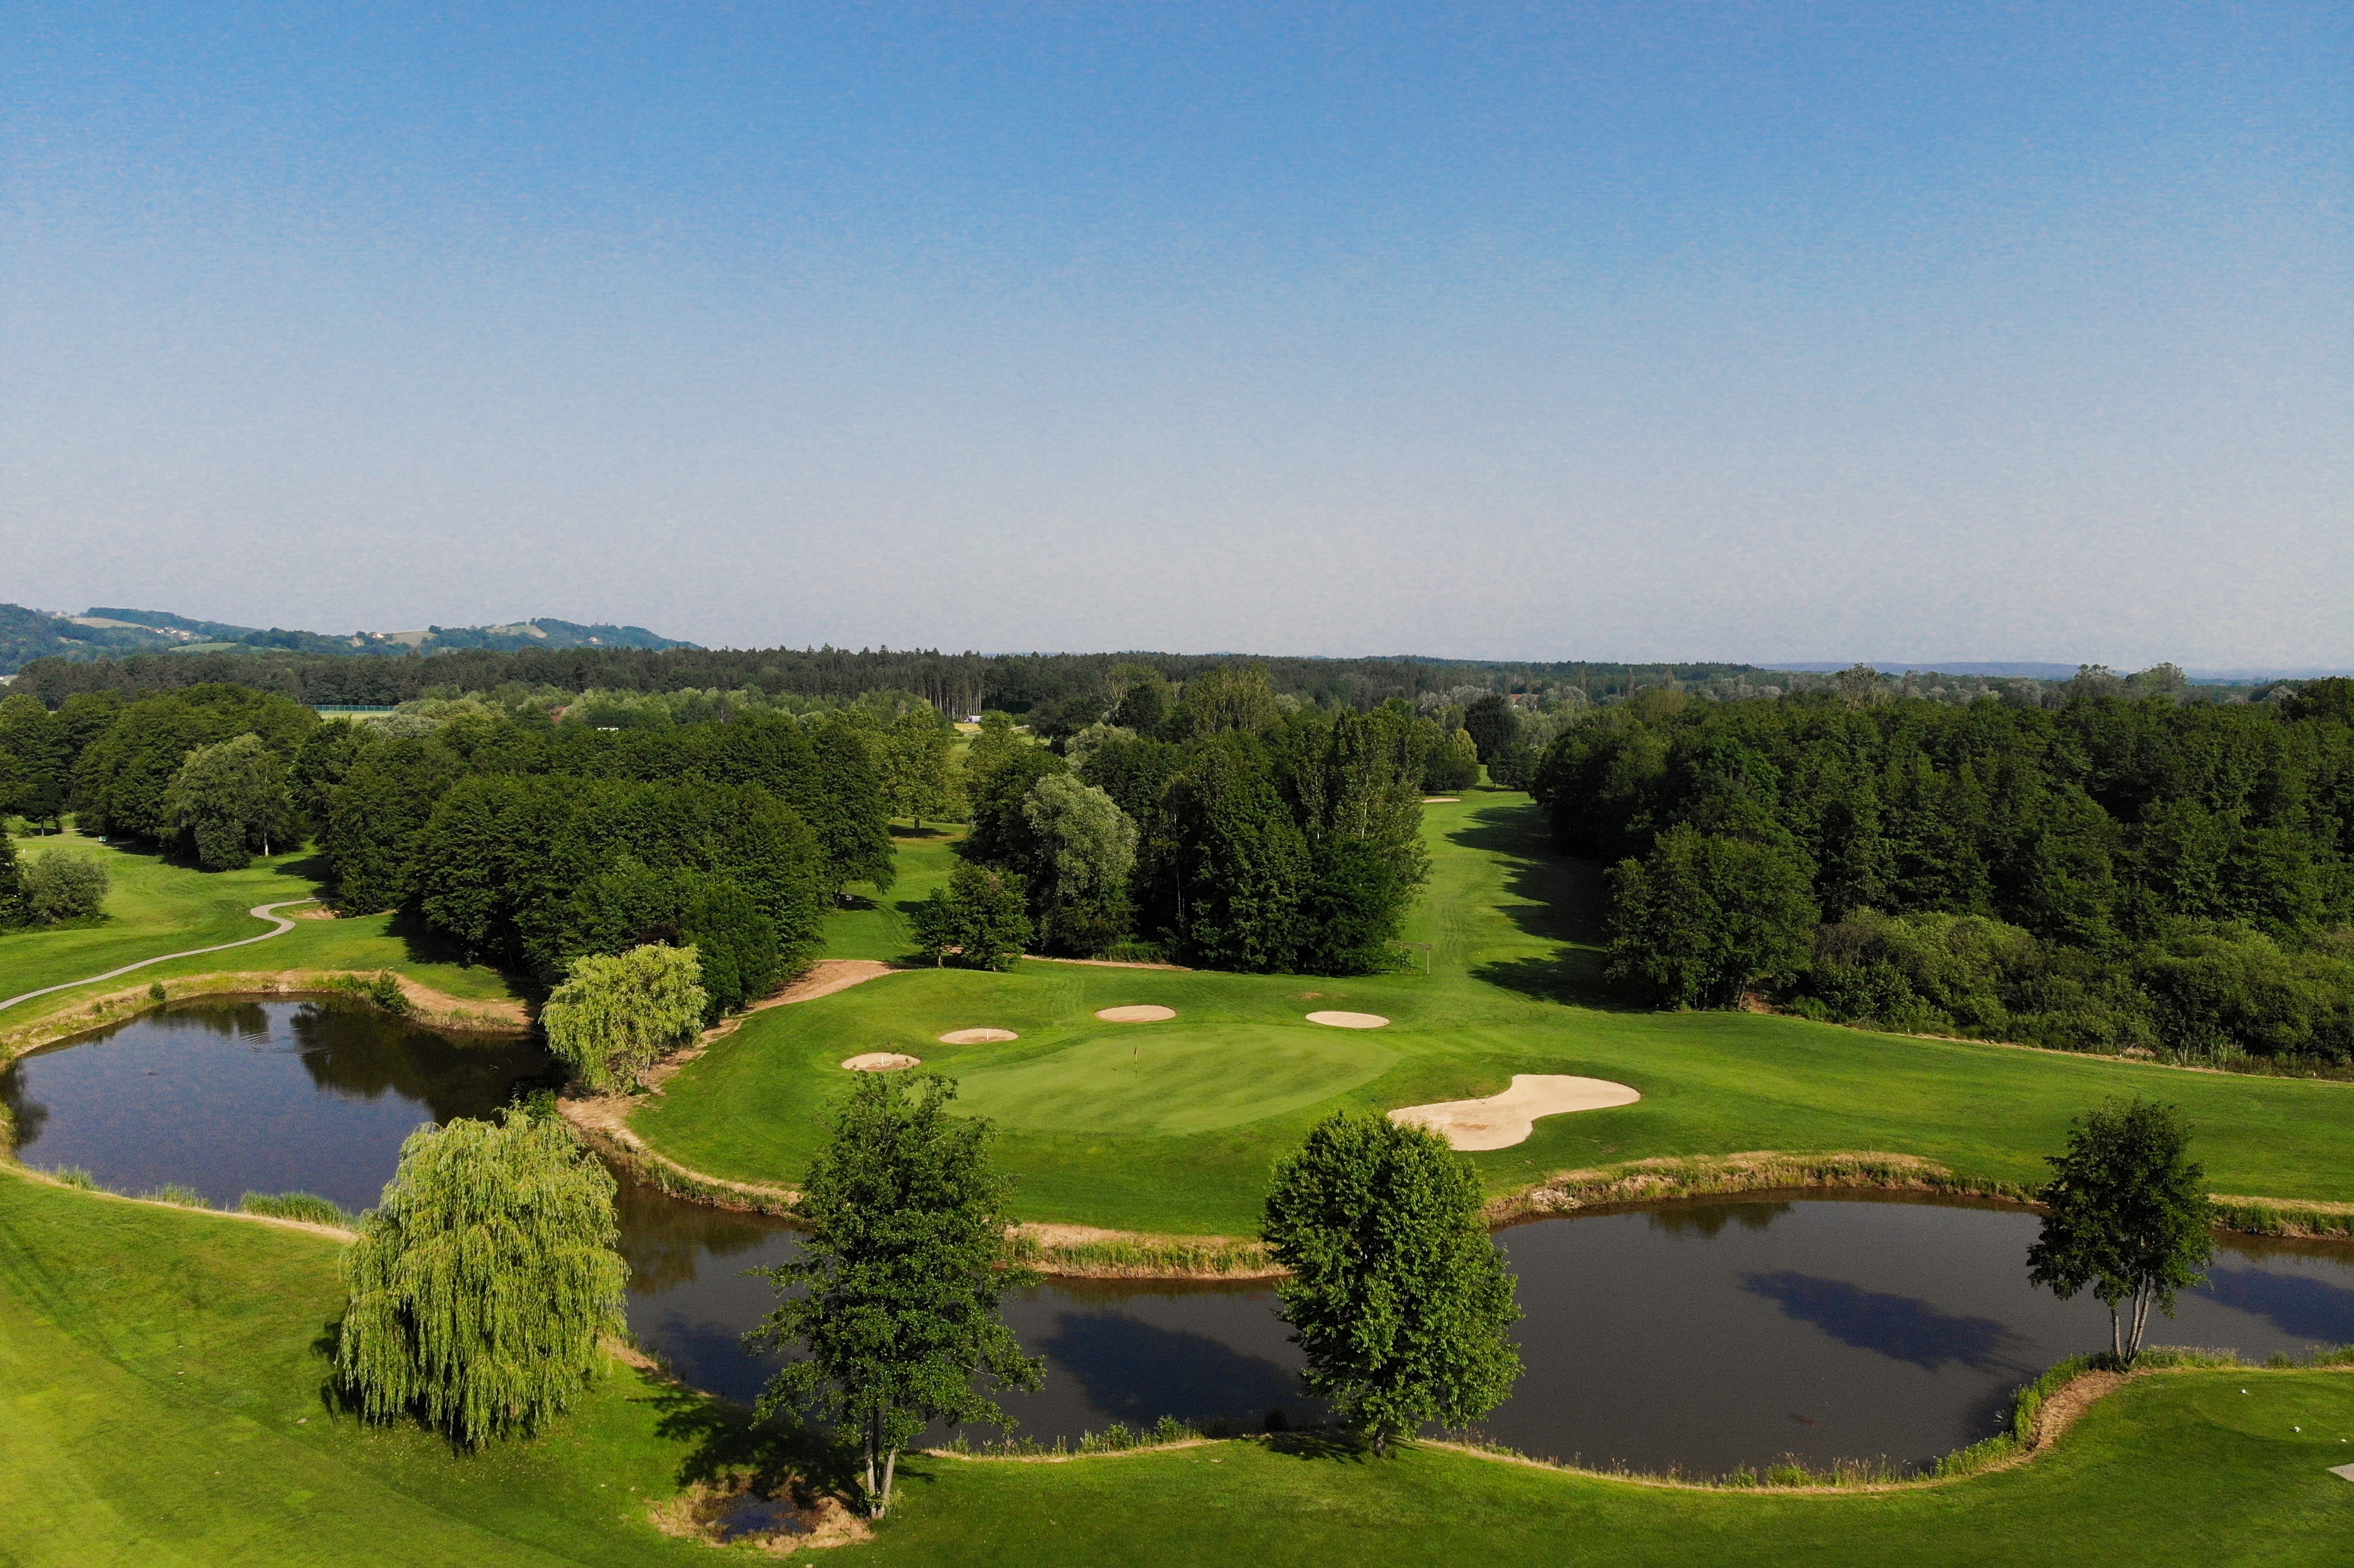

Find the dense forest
[[1534, 681, 2354, 1068], [11, 642, 1770, 724]]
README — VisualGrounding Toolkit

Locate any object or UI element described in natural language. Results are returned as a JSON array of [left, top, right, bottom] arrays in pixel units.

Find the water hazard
[[10, 998, 2354, 1474]]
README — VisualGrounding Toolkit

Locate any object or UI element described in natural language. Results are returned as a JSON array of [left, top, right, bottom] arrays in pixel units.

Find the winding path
[[0, 898, 319, 1014]]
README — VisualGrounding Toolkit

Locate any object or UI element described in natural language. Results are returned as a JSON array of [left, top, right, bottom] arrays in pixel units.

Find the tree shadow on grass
[[643, 1380, 863, 1502], [1449, 801, 1629, 1010], [1264, 1429, 1374, 1464]]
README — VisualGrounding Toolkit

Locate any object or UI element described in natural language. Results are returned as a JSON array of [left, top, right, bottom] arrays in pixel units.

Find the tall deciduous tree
[[539, 943, 708, 1092], [908, 863, 1033, 970], [1605, 827, 1819, 1007], [337, 1112, 627, 1446], [750, 1073, 1042, 1517], [1262, 1114, 1521, 1453], [162, 733, 299, 869], [2027, 1098, 2212, 1364], [876, 705, 956, 828], [1020, 772, 1137, 955]]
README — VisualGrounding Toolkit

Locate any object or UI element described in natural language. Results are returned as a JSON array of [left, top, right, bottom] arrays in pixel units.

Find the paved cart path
[[0, 899, 318, 1013]]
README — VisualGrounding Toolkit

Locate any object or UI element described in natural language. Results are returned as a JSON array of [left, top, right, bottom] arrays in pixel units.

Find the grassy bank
[[632, 793, 2354, 1237], [0, 834, 527, 1056], [5, 1167, 2350, 1567]]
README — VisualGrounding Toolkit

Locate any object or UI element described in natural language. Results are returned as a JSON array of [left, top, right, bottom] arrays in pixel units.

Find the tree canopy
[[750, 1073, 1042, 1517], [1261, 1113, 1521, 1452], [337, 1113, 627, 1446], [2027, 1098, 2212, 1365], [539, 944, 709, 1093], [162, 733, 299, 868]]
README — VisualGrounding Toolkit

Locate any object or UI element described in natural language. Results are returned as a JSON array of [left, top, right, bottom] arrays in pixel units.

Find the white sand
[[1095, 1005, 1176, 1022], [1388, 1075, 1641, 1150], [841, 1052, 921, 1072], [1305, 1010, 1390, 1029], [1421, 796, 1461, 803], [939, 1028, 1019, 1045]]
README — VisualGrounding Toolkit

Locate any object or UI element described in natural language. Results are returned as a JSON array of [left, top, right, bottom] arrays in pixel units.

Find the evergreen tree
[[1462, 693, 1519, 769], [2027, 1099, 2212, 1364], [337, 1113, 627, 1446], [750, 1073, 1042, 1517], [1262, 1114, 1521, 1453], [1162, 739, 1309, 971]]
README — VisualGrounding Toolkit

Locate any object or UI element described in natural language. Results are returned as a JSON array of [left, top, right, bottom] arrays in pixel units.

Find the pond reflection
[[9, 1000, 2354, 1476]]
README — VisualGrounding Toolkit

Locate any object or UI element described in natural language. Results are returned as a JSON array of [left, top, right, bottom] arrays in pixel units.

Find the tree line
[[12, 640, 1760, 724], [926, 664, 1442, 973], [1533, 681, 2354, 1065]]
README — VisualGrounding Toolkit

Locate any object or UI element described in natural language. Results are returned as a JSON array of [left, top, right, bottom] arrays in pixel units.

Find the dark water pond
[[11, 999, 2354, 1475]]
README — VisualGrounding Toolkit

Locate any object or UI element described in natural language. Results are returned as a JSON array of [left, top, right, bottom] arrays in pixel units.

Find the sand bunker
[[1305, 1010, 1390, 1029], [1389, 1075, 1641, 1151], [1421, 796, 1461, 803], [841, 1052, 921, 1072], [939, 1028, 1019, 1045], [1095, 1005, 1176, 1022]]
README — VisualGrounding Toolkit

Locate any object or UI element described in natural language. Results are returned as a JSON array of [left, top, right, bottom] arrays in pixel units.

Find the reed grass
[[239, 1190, 352, 1226]]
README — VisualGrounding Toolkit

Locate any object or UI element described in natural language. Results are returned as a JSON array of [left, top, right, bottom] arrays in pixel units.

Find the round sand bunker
[[939, 1028, 1019, 1045], [1305, 1010, 1390, 1029], [841, 1052, 921, 1072], [1094, 1005, 1176, 1023], [1389, 1075, 1640, 1151]]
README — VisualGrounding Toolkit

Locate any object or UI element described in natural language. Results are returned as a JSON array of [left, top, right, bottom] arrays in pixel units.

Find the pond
[[9, 998, 2354, 1475]]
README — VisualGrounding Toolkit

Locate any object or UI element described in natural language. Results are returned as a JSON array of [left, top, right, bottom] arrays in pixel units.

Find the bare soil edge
[[0, 970, 531, 1063]]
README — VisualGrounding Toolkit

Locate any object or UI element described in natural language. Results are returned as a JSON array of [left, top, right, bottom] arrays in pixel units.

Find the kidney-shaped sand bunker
[[1389, 1074, 1640, 1150]]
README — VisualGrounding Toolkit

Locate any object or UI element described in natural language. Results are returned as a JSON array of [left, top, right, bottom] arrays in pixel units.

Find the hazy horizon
[[4, 5, 2347, 668]]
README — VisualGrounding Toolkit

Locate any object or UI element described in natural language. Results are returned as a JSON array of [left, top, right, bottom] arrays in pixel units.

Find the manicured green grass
[[821, 824, 967, 962], [0, 1170, 729, 1567], [5, 1168, 2350, 1567], [0, 834, 524, 1049], [635, 791, 2354, 1235], [957, 1023, 1400, 1136]]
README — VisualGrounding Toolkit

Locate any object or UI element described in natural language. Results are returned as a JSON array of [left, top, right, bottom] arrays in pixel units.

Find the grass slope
[[635, 792, 2354, 1235], [1, 834, 523, 1051], [4, 1169, 2350, 1567]]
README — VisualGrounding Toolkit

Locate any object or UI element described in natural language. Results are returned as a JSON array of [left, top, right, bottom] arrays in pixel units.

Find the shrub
[[240, 1190, 352, 1226], [21, 850, 108, 922]]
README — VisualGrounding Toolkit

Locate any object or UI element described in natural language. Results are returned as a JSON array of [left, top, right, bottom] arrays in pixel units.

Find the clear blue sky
[[2, 3, 2346, 666]]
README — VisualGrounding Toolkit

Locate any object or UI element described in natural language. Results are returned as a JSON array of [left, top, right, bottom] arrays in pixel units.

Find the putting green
[[952, 1023, 1399, 1137]]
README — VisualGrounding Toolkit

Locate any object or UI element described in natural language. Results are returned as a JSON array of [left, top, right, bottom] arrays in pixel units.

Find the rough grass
[[633, 792, 2354, 1236], [0, 834, 526, 1055], [6, 1166, 2352, 1567]]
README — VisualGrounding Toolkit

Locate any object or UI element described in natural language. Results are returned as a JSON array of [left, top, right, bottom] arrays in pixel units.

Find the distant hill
[[0, 604, 695, 674]]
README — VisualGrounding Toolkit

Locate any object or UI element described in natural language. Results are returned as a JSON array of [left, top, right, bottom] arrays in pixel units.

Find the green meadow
[[632, 793, 2354, 1235], [0, 831, 522, 1050]]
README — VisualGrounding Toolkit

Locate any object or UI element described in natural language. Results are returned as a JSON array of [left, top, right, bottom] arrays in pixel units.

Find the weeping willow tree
[[337, 1113, 627, 1446], [539, 942, 707, 1093]]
